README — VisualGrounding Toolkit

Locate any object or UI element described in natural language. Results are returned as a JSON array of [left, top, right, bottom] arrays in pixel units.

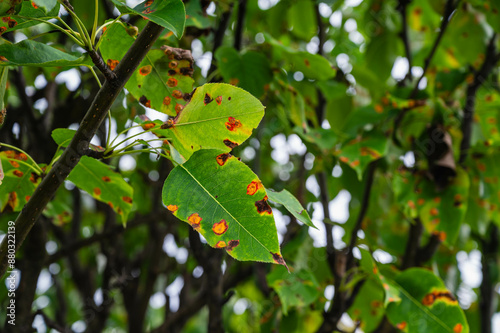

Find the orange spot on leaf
[[175, 103, 183, 114], [142, 123, 155, 130], [163, 96, 171, 106], [172, 90, 183, 99], [13, 170, 23, 177], [25, 195, 30, 202], [93, 188, 101, 196], [396, 322, 407, 330], [139, 65, 152, 76], [223, 139, 238, 149], [422, 290, 456, 306], [226, 239, 239, 251], [225, 117, 242, 131], [188, 213, 202, 229], [453, 324, 463, 333], [107, 59, 119, 71], [9, 160, 19, 168], [216, 96, 223, 105], [102, 176, 111, 182], [215, 241, 226, 248], [255, 196, 272, 215], [430, 207, 439, 216], [212, 219, 228, 235], [216, 153, 231, 166], [122, 196, 133, 204], [247, 181, 262, 195], [167, 204, 178, 212], [167, 78, 178, 87], [204, 93, 213, 105]]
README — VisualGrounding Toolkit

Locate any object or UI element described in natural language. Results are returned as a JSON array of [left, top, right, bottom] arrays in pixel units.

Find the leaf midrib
[[174, 110, 263, 127]]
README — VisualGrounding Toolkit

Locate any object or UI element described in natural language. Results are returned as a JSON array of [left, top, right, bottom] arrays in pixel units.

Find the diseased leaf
[[32, 0, 56, 12], [0, 40, 91, 67], [162, 149, 286, 267], [99, 22, 194, 116], [267, 266, 319, 315], [348, 279, 385, 333], [267, 189, 316, 229], [394, 166, 470, 244], [140, 83, 264, 160], [384, 268, 469, 333], [67, 156, 133, 224], [0, 150, 40, 212], [110, 0, 185, 38], [1, 1, 60, 33], [215, 46, 272, 98], [336, 131, 388, 180]]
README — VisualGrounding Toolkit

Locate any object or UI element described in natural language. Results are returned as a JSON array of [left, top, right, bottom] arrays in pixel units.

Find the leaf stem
[[91, 0, 99, 45]]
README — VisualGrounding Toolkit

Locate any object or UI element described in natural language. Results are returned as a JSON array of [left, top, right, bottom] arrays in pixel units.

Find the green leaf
[[4, 1, 61, 32], [215, 46, 272, 98], [287, 0, 317, 41], [162, 149, 286, 267], [51, 128, 76, 147], [336, 131, 388, 180], [0, 40, 91, 67], [267, 266, 320, 315], [32, 0, 57, 12], [67, 156, 134, 224], [267, 189, 316, 229], [185, 0, 211, 28], [110, 0, 186, 38], [348, 279, 385, 333], [99, 22, 194, 116], [0, 0, 21, 16], [394, 166, 470, 244], [266, 35, 336, 81], [144, 83, 265, 160], [0, 150, 40, 212], [384, 268, 469, 333]]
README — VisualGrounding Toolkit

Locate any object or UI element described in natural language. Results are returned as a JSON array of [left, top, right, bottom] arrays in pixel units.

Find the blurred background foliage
[[1, 0, 500, 332]]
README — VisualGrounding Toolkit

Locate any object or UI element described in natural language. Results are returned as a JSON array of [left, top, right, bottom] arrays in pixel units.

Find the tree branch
[[233, 0, 247, 51], [88, 49, 117, 82], [410, 0, 456, 98], [0, 21, 165, 278], [397, 0, 412, 83], [459, 34, 500, 164], [207, 3, 234, 79]]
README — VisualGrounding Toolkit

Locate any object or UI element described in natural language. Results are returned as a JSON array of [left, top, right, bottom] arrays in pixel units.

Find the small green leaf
[[51, 128, 76, 147], [0, 40, 91, 67], [32, 0, 57, 12], [146, 83, 265, 160], [384, 268, 469, 333], [267, 266, 320, 315], [215, 46, 272, 98], [162, 149, 286, 267], [267, 189, 316, 229], [110, 0, 185, 38], [68, 156, 133, 224]]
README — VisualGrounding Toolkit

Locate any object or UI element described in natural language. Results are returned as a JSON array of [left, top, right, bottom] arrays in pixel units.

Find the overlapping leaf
[[162, 149, 286, 266], [267, 189, 315, 228], [1, 1, 61, 33], [385, 268, 469, 333], [0, 40, 91, 67], [139, 83, 265, 160], [99, 22, 194, 116], [110, 0, 185, 38], [0, 150, 41, 211], [67, 156, 133, 223]]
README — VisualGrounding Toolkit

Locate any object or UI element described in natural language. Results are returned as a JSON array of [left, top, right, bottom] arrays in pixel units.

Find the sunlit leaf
[[162, 149, 286, 267], [267, 189, 316, 229]]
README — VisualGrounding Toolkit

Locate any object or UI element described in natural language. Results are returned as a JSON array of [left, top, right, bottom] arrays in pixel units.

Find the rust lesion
[[188, 213, 202, 229], [166, 204, 178, 212], [421, 290, 457, 306], [226, 240, 239, 251], [225, 117, 242, 131], [212, 219, 228, 235], [255, 195, 272, 215], [246, 180, 262, 195], [223, 139, 238, 149], [216, 153, 231, 166]]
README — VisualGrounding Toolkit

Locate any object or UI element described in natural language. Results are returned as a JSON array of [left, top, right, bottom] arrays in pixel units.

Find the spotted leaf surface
[[110, 0, 185, 38], [0, 1, 60, 33], [384, 268, 469, 333], [0, 40, 90, 67], [348, 279, 385, 333], [67, 156, 133, 224], [394, 166, 469, 244], [336, 131, 388, 180], [267, 189, 316, 229], [162, 149, 285, 266], [0, 150, 40, 212], [150, 83, 264, 160], [99, 22, 194, 116]]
